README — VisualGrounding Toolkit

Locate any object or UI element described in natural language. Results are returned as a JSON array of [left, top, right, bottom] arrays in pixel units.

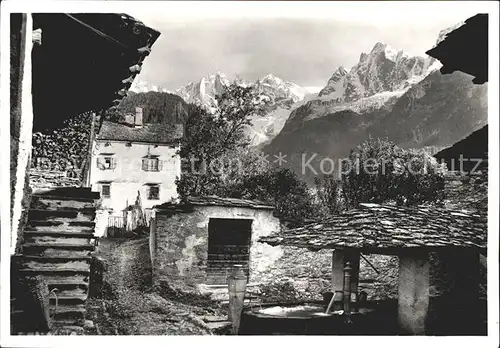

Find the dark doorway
[[207, 218, 252, 285]]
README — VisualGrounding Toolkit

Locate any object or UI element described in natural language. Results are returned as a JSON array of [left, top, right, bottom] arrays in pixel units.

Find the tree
[[176, 84, 267, 199], [221, 165, 318, 224], [340, 138, 446, 209], [314, 175, 344, 215], [175, 83, 317, 224]]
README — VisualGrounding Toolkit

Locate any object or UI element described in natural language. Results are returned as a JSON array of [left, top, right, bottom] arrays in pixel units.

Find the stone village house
[[89, 107, 183, 237], [149, 197, 281, 296]]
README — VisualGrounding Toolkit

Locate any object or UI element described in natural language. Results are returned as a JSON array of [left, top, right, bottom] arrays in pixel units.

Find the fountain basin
[[239, 301, 389, 335], [239, 298, 487, 335]]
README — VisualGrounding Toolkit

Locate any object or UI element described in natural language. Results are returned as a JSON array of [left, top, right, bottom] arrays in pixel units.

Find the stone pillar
[[398, 251, 430, 335], [331, 249, 360, 293], [331, 249, 344, 292], [227, 265, 247, 335]]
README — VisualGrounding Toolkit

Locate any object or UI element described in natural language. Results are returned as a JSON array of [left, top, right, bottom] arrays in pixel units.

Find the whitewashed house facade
[[89, 107, 183, 236]]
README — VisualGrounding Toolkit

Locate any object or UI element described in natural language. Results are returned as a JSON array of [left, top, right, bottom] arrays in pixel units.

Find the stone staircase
[[11, 188, 99, 333], [197, 283, 263, 306]]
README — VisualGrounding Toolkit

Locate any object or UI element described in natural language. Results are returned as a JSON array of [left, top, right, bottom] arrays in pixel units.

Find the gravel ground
[[85, 237, 226, 335]]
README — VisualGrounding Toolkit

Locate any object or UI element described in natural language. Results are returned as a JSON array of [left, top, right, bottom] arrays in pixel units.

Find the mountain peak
[[369, 42, 404, 62], [175, 72, 308, 110], [318, 41, 427, 101], [260, 74, 283, 85], [371, 41, 387, 53], [334, 66, 348, 75]]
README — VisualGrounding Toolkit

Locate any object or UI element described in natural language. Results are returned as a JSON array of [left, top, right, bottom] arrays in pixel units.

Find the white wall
[[89, 139, 180, 215], [11, 14, 33, 254]]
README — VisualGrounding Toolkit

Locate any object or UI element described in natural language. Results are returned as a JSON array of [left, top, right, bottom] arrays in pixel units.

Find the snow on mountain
[[318, 42, 428, 102], [248, 92, 319, 147], [130, 78, 171, 94], [286, 40, 448, 128], [173, 72, 312, 146], [316, 66, 348, 101], [265, 21, 487, 184], [254, 74, 309, 103], [174, 72, 310, 109], [175, 72, 231, 108]]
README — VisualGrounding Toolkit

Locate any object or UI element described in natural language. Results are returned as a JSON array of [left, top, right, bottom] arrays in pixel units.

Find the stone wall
[[150, 205, 281, 287], [29, 169, 81, 191], [256, 247, 399, 301], [150, 204, 401, 301]]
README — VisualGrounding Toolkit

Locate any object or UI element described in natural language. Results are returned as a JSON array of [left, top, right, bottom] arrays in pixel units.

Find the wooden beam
[[398, 251, 430, 335]]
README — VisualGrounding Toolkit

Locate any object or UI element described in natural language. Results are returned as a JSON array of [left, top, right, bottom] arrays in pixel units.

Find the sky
[[128, 2, 482, 91]]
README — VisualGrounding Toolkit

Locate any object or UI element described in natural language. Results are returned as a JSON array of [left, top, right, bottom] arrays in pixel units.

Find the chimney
[[135, 107, 143, 128], [124, 114, 134, 125]]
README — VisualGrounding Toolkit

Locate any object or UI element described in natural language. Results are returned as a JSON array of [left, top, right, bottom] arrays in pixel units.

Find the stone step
[[50, 304, 86, 320], [49, 288, 88, 298], [47, 281, 89, 292], [22, 243, 95, 255], [28, 209, 96, 222], [49, 294, 87, 305], [50, 319, 85, 327], [51, 325, 85, 335], [31, 196, 95, 210], [24, 230, 95, 238], [20, 254, 92, 262], [18, 264, 90, 276], [33, 187, 100, 200], [206, 321, 232, 333], [25, 247, 93, 258], [42, 275, 90, 287], [200, 315, 228, 323], [26, 220, 96, 232], [21, 259, 91, 271], [25, 235, 94, 246]]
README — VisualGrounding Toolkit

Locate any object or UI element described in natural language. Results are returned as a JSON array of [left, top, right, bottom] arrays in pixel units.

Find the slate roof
[[96, 121, 183, 144], [154, 196, 274, 212], [259, 203, 486, 252], [443, 171, 488, 213], [188, 196, 274, 210]]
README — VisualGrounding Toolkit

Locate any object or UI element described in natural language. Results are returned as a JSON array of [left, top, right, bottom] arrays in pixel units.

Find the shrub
[[259, 280, 302, 303]]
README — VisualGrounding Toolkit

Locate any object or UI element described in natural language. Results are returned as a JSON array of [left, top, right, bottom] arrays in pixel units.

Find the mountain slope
[[173, 72, 313, 146], [265, 69, 487, 184], [263, 21, 487, 183]]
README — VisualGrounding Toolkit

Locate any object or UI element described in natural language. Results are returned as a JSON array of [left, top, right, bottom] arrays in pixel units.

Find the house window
[[142, 156, 161, 172], [97, 155, 116, 170], [101, 183, 111, 198], [147, 185, 160, 200]]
